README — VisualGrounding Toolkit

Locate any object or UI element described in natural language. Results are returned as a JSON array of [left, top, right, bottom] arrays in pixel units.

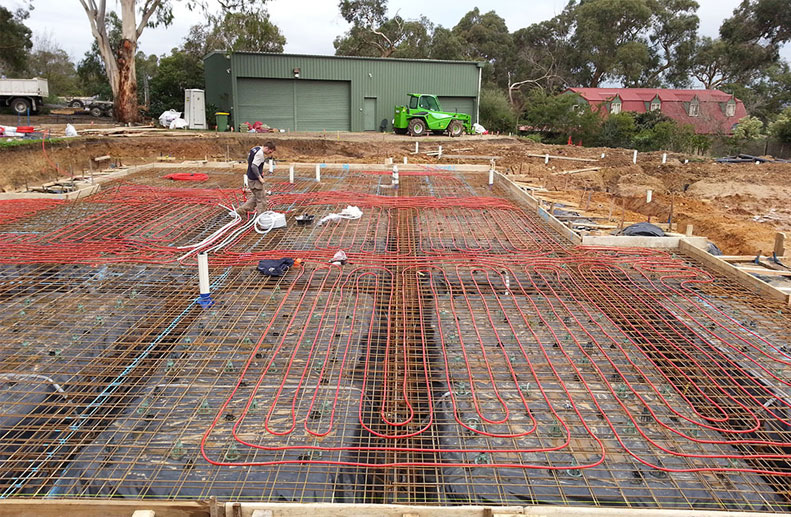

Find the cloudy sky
[[13, 0, 790, 63]]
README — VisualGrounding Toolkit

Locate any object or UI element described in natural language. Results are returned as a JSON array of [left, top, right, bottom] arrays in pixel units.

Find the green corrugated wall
[[204, 52, 482, 132]]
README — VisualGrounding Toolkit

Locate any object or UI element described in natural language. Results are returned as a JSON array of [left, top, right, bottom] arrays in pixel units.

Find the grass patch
[[0, 137, 70, 148]]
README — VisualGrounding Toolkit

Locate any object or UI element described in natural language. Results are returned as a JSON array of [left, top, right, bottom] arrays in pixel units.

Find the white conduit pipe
[[176, 205, 242, 261], [0, 373, 67, 397]]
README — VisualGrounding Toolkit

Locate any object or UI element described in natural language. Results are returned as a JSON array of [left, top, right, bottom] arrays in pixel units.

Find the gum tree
[[78, 0, 267, 122]]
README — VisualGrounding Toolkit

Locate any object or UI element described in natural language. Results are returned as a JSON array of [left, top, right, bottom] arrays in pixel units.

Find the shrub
[[768, 108, 791, 143], [479, 87, 516, 133]]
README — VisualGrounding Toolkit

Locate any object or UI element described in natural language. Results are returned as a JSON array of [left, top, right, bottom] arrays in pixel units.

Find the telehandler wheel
[[408, 118, 426, 136], [448, 119, 464, 137]]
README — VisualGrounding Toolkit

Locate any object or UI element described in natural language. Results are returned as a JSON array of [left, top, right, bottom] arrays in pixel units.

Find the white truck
[[0, 78, 49, 114]]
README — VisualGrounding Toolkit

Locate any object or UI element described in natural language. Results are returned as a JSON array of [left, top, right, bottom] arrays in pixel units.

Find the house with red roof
[[567, 88, 748, 135]]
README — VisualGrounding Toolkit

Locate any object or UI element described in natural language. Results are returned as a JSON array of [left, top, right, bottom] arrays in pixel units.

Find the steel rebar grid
[[0, 167, 790, 510]]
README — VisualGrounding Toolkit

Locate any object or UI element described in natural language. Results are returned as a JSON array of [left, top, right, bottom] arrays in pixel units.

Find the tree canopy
[[0, 6, 33, 76]]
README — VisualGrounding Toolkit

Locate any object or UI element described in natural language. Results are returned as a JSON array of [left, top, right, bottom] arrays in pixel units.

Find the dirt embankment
[[3, 132, 790, 255]]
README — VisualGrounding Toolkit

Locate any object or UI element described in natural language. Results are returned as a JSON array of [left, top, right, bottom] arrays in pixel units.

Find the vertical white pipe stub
[[488, 168, 494, 185], [268, 160, 274, 173], [438, 146, 442, 159], [392, 165, 399, 186], [415, 141, 419, 153], [289, 165, 294, 184], [403, 156, 408, 164], [646, 189, 653, 203], [315, 164, 321, 182], [633, 150, 638, 164], [545, 153, 549, 164], [662, 153, 667, 164], [197, 252, 214, 308]]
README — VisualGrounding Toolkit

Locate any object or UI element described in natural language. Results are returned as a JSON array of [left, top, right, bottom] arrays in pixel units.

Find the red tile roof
[[567, 88, 748, 135]]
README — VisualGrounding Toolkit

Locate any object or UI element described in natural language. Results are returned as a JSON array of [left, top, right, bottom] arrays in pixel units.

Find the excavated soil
[[3, 130, 790, 254]]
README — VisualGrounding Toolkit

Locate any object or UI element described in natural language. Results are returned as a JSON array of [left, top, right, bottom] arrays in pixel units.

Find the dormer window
[[688, 98, 700, 117], [650, 98, 661, 112], [610, 98, 622, 114], [725, 100, 736, 117]]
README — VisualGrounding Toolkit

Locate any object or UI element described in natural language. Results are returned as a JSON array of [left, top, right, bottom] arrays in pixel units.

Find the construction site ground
[[3, 129, 789, 256], [2, 130, 791, 515]]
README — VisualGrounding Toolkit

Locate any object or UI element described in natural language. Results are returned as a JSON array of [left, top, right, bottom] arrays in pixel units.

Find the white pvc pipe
[[268, 160, 274, 173], [289, 165, 294, 183], [198, 252, 210, 295], [544, 153, 549, 164], [415, 141, 419, 153], [633, 150, 638, 164], [403, 156, 408, 164], [392, 165, 399, 186], [438, 145, 442, 159], [315, 164, 321, 182], [662, 153, 667, 164], [646, 189, 653, 203], [488, 168, 494, 185]]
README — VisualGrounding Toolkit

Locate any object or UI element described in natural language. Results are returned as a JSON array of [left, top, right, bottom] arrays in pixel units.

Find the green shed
[[204, 52, 483, 132]]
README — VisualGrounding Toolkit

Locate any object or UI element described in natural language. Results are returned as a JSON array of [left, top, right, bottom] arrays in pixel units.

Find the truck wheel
[[448, 119, 464, 138], [408, 118, 426, 136], [69, 100, 84, 108], [11, 98, 31, 115], [90, 106, 102, 117]]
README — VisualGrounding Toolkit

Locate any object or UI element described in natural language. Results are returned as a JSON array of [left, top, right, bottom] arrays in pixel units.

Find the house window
[[610, 100, 621, 114], [688, 99, 700, 117], [650, 99, 661, 112], [726, 101, 736, 117]]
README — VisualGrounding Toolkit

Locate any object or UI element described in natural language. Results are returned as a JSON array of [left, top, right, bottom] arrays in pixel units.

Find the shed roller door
[[437, 96, 475, 118], [237, 78, 295, 130], [296, 81, 350, 131]]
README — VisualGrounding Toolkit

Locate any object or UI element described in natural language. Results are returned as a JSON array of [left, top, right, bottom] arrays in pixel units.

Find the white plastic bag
[[318, 205, 363, 226], [158, 109, 181, 127], [169, 118, 188, 129], [473, 123, 487, 134], [65, 124, 78, 137]]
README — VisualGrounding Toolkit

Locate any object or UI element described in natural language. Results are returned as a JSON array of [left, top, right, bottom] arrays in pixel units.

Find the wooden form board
[[496, 171, 582, 245], [678, 240, 791, 305]]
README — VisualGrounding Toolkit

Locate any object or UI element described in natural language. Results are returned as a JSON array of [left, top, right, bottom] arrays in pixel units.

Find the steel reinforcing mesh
[[0, 166, 789, 510]]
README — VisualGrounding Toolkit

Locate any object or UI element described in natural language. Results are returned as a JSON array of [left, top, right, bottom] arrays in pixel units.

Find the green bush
[[479, 87, 516, 133], [597, 112, 636, 148], [732, 115, 765, 141], [768, 108, 791, 143]]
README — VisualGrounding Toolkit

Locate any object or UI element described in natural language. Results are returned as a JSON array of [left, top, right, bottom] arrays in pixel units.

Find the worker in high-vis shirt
[[235, 141, 276, 216]]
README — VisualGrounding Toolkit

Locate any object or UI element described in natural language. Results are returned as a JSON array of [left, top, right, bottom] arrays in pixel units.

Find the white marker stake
[[633, 150, 638, 164], [289, 165, 294, 184], [601, 153, 606, 159], [403, 156, 408, 164], [545, 153, 549, 164], [415, 141, 419, 153], [392, 165, 399, 187], [438, 146, 442, 159], [646, 189, 653, 203], [662, 153, 667, 164], [488, 168, 494, 186], [315, 164, 321, 182]]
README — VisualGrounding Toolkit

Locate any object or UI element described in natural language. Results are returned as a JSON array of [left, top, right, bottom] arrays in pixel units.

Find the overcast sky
[[12, 0, 791, 63]]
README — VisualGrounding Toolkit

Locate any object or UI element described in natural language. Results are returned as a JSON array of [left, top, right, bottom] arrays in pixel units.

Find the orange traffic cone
[[567, 135, 573, 145]]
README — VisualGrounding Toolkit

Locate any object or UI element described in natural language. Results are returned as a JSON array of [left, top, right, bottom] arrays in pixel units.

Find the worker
[[235, 141, 276, 216]]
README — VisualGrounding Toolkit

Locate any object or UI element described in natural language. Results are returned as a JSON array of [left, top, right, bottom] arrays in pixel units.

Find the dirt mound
[[611, 170, 667, 197], [686, 180, 791, 200]]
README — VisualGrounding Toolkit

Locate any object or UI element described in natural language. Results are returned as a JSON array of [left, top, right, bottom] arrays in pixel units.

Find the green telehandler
[[393, 93, 472, 137]]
